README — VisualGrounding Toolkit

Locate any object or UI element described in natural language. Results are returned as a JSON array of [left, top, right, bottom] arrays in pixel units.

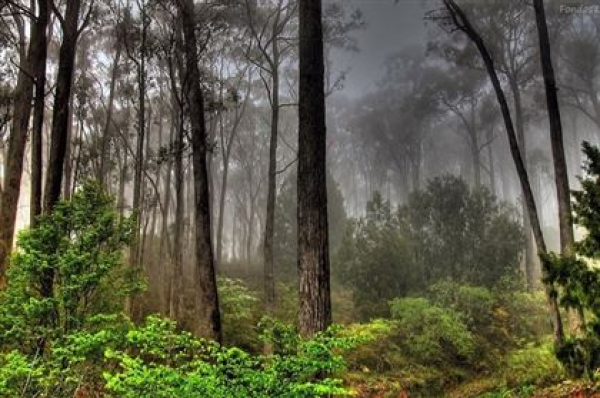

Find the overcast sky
[[331, 0, 437, 97]]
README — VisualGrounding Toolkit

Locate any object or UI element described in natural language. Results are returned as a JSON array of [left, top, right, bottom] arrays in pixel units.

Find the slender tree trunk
[[171, 97, 185, 322], [264, 55, 280, 321], [533, 0, 582, 333], [533, 0, 575, 256], [129, 13, 148, 280], [487, 128, 496, 197], [30, 0, 50, 226], [99, 42, 122, 183], [297, 0, 331, 337], [443, 0, 564, 346], [179, 0, 221, 342]]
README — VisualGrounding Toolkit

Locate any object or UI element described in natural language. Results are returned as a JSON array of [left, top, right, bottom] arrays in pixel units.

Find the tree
[[435, 0, 565, 346], [335, 192, 414, 319], [297, 0, 330, 336], [243, 0, 296, 320], [177, 0, 221, 342], [533, 0, 583, 333], [0, 0, 50, 287], [401, 175, 524, 288], [30, 0, 50, 225]]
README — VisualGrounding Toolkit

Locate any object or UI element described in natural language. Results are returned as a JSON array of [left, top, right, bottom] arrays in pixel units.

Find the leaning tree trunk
[[442, 0, 564, 347], [297, 0, 331, 337], [178, 0, 221, 343]]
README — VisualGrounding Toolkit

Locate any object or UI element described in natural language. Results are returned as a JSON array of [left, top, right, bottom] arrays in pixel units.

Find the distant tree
[[400, 175, 524, 288], [335, 192, 415, 319]]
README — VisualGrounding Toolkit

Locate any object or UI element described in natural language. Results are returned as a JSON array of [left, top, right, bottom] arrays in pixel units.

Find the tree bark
[[264, 45, 280, 320], [44, 0, 83, 213], [0, 3, 42, 287], [30, 0, 50, 226], [178, 0, 221, 342], [533, 0, 582, 333], [533, 0, 575, 256], [297, 0, 331, 337]]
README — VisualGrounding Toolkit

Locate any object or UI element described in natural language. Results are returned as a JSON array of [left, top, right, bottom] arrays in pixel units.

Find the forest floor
[[347, 376, 600, 398]]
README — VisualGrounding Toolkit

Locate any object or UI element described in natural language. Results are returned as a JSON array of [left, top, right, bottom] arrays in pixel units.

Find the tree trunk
[[264, 52, 280, 321], [129, 8, 149, 281], [297, 0, 331, 337], [44, 1, 82, 212], [442, 0, 564, 346], [99, 42, 122, 183], [30, 0, 50, 226], [0, 6, 40, 287], [533, 0, 582, 333], [178, 0, 221, 342]]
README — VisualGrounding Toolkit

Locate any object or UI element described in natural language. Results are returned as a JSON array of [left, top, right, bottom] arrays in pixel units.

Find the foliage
[[218, 277, 261, 350], [334, 192, 415, 319], [0, 181, 136, 353], [429, 279, 550, 363], [503, 342, 566, 388], [400, 175, 524, 288], [541, 143, 600, 378], [0, 183, 361, 397], [104, 316, 355, 398], [389, 297, 475, 368]]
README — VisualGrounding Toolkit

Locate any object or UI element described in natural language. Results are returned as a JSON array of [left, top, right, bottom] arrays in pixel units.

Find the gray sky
[[331, 0, 436, 97]]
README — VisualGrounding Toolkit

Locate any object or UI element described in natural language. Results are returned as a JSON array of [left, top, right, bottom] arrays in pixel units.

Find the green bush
[[103, 317, 354, 398], [503, 342, 566, 388], [219, 277, 261, 350], [389, 297, 475, 368]]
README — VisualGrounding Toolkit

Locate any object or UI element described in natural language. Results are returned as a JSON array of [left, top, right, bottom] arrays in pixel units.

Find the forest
[[0, 0, 599, 396]]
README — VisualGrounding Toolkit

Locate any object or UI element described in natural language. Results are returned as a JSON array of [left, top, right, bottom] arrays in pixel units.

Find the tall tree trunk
[[129, 8, 148, 281], [0, 7, 38, 287], [533, 0, 582, 333], [30, 0, 50, 226], [39, 0, 85, 349], [442, 0, 564, 347], [178, 0, 221, 342], [486, 127, 496, 197], [44, 1, 82, 211], [533, 0, 575, 256], [170, 96, 185, 322], [264, 50, 280, 320], [297, 0, 331, 337]]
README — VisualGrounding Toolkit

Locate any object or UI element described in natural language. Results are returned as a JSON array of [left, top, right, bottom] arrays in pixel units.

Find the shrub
[[389, 297, 475, 367], [103, 317, 354, 398]]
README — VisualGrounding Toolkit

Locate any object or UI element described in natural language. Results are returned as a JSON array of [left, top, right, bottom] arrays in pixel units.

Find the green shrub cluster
[[0, 183, 358, 397]]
